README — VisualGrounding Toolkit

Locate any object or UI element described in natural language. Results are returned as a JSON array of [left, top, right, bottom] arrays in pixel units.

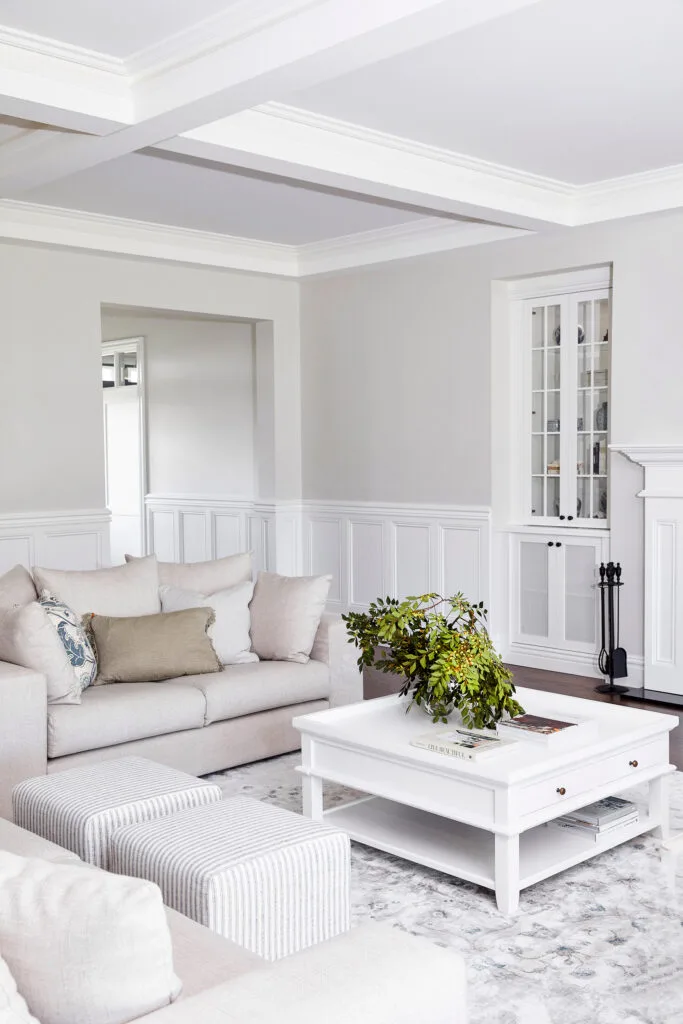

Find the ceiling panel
[[0, 0, 243, 57], [24, 152, 431, 244], [286, 0, 683, 184]]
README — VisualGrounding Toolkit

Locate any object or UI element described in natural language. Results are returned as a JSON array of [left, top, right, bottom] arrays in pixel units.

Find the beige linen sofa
[[0, 614, 362, 820], [0, 818, 468, 1024]]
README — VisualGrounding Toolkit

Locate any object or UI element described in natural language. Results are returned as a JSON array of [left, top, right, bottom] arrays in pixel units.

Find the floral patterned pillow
[[39, 592, 97, 693]]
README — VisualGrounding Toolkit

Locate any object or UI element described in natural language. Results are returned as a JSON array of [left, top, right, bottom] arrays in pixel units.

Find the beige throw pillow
[[0, 565, 37, 608], [0, 851, 181, 1024], [33, 558, 160, 618], [125, 552, 252, 596], [88, 607, 221, 684], [249, 571, 332, 664]]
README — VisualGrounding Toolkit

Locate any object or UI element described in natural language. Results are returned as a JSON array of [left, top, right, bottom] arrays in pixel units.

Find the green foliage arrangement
[[344, 593, 524, 729]]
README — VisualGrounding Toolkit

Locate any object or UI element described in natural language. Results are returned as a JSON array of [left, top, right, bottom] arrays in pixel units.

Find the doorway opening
[[101, 337, 148, 565]]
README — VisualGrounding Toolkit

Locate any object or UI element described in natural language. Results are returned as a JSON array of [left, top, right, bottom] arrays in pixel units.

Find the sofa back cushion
[[33, 558, 160, 618], [126, 552, 252, 596], [0, 566, 37, 608], [0, 851, 181, 1024], [249, 572, 332, 664], [89, 607, 221, 684]]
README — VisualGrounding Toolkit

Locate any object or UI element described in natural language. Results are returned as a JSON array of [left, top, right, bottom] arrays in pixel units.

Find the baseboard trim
[[505, 641, 644, 686]]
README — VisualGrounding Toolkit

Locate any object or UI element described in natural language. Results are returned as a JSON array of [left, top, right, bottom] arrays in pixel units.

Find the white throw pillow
[[0, 852, 181, 1024], [0, 602, 84, 704], [160, 581, 258, 665], [249, 571, 332, 664], [0, 566, 37, 608], [126, 552, 252, 596], [0, 953, 40, 1024], [32, 558, 160, 618]]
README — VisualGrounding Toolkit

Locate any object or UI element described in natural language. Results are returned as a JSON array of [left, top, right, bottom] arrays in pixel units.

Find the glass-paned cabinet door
[[525, 288, 610, 528], [530, 303, 562, 519], [575, 297, 608, 521]]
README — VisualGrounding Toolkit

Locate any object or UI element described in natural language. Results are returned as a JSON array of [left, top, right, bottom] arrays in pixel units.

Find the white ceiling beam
[[0, 0, 545, 196], [159, 104, 572, 230]]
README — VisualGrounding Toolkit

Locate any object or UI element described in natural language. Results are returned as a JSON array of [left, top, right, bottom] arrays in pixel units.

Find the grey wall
[[300, 209, 683, 505], [101, 312, 255, 496], [0, 242, 300, 514]]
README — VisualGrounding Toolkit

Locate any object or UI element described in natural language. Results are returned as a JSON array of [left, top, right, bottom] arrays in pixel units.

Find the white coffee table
[[293, 688, 677, 915]]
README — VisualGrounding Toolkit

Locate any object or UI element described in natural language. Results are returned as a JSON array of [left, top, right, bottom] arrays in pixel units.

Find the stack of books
[[410, 728, 513, 761], [496, 713, 597, 748], [550, 796, 639, 841]]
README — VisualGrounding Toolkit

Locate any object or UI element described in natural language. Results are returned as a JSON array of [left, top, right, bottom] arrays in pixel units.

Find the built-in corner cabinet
[[504, 268, 611, 677]]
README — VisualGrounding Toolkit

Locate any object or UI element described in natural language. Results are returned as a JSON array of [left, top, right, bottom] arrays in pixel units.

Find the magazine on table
[[558, 796, 638, 828], [410, 728, 514, 761], [496, 713, 597, 746]]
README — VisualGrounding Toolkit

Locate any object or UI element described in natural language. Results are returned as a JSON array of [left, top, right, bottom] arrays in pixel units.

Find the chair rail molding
[[0, 508, 111, 574], [611, 443, 683, 696]]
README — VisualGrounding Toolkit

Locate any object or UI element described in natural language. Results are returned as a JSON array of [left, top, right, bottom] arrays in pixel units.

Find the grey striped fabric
[[110, 796, 351, 961], [12, 757, 222, 869]]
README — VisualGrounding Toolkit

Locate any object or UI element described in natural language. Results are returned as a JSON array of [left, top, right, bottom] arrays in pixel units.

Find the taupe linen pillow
[[88, 608, 221, 684], [124, 553, 252, 596], [249, 571, 332, 664]]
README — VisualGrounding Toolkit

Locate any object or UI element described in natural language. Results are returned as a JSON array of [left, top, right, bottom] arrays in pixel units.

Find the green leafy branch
[[343, 593, 524, 729]]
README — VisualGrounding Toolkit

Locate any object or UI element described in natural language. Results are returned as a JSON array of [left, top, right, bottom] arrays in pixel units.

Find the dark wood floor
[[363, 662, 683, 769]]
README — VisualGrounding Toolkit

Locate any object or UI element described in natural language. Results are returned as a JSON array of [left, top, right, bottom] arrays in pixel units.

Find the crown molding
[[577, 163, 683, 224], [0, 25, 125, 74], [0, 199, 299, 276], [298, 218, 529, 276], [0, 201, 534, 276], [260, 103, 574, 200]]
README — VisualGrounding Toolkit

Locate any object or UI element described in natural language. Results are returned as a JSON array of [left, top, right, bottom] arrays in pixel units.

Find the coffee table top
[[294, 688, 676, 785]]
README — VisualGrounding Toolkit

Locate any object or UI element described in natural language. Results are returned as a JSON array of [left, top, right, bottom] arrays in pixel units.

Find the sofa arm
[[0, 662, 47, 821], [140, 923, 467, 1024], [310, 614, 362, 707]]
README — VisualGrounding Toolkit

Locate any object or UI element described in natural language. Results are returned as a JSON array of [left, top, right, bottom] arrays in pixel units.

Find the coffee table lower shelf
[[323, 796, 656, 897]]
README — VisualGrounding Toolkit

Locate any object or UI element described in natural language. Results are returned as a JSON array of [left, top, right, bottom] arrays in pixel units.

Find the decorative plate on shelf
[[554, 325, 585, 345]]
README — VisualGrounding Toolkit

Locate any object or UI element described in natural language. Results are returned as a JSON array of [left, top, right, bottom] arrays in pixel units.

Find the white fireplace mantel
[[611, 444, 683, 497], [610, 444, 683, 697]]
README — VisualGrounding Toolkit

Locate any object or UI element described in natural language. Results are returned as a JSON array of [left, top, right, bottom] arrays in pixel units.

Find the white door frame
[[101, 336, 149, 555]]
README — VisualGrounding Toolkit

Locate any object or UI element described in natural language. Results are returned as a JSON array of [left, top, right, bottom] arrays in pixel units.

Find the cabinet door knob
[[567, 515, 574, 521], [547, 541, 553, 547], [555, 542, 562, 547], [629, 760, 638, 768], [559, 515, 566, 520], [556, 787, 566, 796]]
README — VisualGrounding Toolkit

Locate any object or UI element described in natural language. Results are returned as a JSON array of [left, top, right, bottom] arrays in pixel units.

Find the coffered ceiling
[[0, 0, 680, 276]]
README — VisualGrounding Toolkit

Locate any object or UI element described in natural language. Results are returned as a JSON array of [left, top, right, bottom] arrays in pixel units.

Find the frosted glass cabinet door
[[519, 540, 550, 639], [564, 541, 599, 646]]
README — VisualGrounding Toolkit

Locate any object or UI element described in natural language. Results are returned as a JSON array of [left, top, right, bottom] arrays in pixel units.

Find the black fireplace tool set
[[596, 561, 628, 695]]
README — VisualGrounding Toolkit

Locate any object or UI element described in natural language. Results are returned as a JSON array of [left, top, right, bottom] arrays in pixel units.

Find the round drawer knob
[[556, 787, 566, 796], [629, 759, 639, 768]]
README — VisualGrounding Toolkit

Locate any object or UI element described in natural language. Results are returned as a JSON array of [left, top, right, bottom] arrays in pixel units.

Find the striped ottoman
[[12, 757, 222, 868], [110, 796, 351, 961]]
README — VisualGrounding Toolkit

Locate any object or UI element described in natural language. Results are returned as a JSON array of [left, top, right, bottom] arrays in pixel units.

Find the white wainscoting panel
[[145, 495, 275, 573], [302, 502, 491, 613], [0, 510, 111, 574]]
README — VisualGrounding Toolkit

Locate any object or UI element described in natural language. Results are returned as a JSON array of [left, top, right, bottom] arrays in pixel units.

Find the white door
[[102, 342, 146, 564]]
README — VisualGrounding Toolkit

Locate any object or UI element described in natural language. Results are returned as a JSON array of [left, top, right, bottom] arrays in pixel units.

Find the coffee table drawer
[[512, 737, 668, 818]]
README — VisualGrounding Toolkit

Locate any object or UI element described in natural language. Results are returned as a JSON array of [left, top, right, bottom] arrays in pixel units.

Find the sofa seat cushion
[[48, 682, 206, 758], [183, 660, 330, 726]]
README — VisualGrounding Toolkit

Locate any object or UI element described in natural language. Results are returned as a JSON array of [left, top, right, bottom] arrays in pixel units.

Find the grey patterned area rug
[[208, 755, 683, 1024]]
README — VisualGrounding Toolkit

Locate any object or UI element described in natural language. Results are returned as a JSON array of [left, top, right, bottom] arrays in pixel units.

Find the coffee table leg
[[649, 774, 671, 841], [495, 833, 520, 915], [302, 774, 323, 821]]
